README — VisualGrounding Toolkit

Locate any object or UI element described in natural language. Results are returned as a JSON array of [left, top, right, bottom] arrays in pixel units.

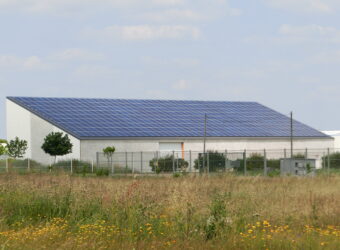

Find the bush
[[236, 154, 280, 172], [3, 159, 43, 170], [322, 152, 340, 169], [53, 160, 92, 174], [149, 155, 188, 173], [194, 151, 226, 172], [96, 168, 110, 177]]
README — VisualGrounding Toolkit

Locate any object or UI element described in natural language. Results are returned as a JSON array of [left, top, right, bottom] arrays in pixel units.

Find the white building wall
[[6, 99, 32, 158], [322, 131, 340, 149], [7, 100, 81, 164], [80, 137, 334, 162]]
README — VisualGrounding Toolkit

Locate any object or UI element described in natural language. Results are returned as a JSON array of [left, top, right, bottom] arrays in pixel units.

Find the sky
[[1, 0, 340, 139]]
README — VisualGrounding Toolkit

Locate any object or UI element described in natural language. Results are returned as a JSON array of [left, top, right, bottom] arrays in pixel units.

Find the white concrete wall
[[322, 131, 340, 149], [6, 100, 81, 164], [6, 99, 32, 158], [30, 113, 81, 164]]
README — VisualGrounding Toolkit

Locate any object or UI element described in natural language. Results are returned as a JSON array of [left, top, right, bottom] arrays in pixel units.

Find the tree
[[103, 146, 115, 172], [41, 132, 73, 164], [0, 139, 7, 156], [7, 137, 28, 158]]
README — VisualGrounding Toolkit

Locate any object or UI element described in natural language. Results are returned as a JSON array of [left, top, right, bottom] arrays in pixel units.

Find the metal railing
[[1, 148, 340, 176]]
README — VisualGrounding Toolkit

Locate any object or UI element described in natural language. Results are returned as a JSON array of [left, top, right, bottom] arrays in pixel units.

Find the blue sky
[[1, 0, 340, 139]]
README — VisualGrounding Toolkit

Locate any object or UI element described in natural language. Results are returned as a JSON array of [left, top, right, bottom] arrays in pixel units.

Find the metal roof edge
[[78, 136, 332, 140]]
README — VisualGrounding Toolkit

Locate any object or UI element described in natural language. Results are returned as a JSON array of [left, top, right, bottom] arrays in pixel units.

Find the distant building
[[322, 131, 340, 149], [6, 97, 333, 164]]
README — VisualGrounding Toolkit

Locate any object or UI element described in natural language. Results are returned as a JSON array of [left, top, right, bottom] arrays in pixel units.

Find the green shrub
[[96, 168, 110, 176], [236, 154, 280, 172], [149, 155, 188, 173], [173, 172, 181, 178], [194, 151, 226, 172], [53, 160, 92, 173], [322, 152, 340, 169]]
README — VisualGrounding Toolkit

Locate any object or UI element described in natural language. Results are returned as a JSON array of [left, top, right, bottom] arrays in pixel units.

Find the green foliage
[[205, 193, 230, 240], [0, 143, 7, 156], [41, 132, 73, 159], [194, 151, 226, 172], [173, 172, 181, 178], [322, 152, 340, 169], [103, 146, 115, 159], [53, 160, 92, 173], [7, 137, 28, 158], [237, 153, 280, 172], [149, 155, 188, 173], [96, 168, 110, 177], [293, 153, 306, 159]]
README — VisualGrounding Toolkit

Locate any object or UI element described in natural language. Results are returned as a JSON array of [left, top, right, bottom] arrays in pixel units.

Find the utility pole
[[203, 114, 207, 172], [290, 111, 293, 158]]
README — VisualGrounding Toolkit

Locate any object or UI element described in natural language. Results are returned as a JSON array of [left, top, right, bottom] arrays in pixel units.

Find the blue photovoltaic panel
[[7, 97, 328, 139]]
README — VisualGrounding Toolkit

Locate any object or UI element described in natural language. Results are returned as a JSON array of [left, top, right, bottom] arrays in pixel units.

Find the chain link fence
[[1, 148, 340, 176]]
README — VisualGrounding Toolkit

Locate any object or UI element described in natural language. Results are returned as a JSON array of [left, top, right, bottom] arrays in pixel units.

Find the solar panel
[[7, 97, 328, 139]]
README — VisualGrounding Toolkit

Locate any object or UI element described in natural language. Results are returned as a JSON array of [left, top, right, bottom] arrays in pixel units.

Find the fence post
[[156, 151, 159, 172], [6, 158, 8, 173], [264, 149, 267, 176], [141, 152, 143, 173], [225, 150, 228, 172], [189, 150, 192, 172], [172, 151, 175, 173], [125, 151, 128, 174], [305, 148, 308, 159], [91, 160, 94, 173], [284, 148, 287, 158], [207, 152, 210, 174], [111, 156, 114, 175], [327, 148, 330, 175], [132, 152, 134, 174], [96, 152, 99, 171], [70, 159, 73, 174], [28, 158, 31, 172], [244, 150, 247, 176]]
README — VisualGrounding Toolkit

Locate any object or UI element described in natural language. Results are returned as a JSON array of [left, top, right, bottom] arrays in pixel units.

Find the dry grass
[[0, 173, 339, 249]]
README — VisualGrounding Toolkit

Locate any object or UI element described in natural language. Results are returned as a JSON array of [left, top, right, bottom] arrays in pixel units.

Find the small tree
[[103, 146, 115, 170], [41, 132, 73, 164], [7, 137, 28, 158], [0, 139, 7, 156]]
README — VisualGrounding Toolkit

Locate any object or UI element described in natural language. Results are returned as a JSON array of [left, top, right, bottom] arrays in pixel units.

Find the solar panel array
[[8, 97, 327, 139]]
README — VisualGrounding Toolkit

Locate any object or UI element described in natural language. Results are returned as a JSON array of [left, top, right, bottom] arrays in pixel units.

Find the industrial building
[[6, 97, 333, 164]]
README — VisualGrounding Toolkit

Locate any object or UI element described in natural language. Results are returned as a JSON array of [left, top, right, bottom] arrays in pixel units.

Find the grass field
[[0, 173, 339, 249]]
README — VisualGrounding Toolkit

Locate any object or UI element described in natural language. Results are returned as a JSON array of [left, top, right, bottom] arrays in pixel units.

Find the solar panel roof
[[7, 97, 328, 139]]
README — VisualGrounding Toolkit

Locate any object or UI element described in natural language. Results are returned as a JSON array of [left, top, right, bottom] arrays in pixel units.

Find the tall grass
[[0, 173, 339, 249]]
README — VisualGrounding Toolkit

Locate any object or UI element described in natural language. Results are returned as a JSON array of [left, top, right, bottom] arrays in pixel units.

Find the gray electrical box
[[280, 158, 316, 176]]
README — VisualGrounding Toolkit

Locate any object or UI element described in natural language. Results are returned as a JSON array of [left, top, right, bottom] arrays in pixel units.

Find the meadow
[[0, 173, 339, 249]]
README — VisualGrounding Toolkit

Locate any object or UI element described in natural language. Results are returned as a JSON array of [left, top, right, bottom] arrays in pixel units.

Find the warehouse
[[6, 97, 333, 165]]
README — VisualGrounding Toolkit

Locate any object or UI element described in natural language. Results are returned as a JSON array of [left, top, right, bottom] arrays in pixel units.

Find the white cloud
[[142, 56, 200, 67], [0, 55, 48, 71], [73, 65, 118, 79], [142, 9, 204, 22], [84, 25, 201, 41], [51, 48, 105, 61], [265, 0, 333, 13], [244, 24, 340, 45], [0, 0, 185, 13], [173, 79, 191, 90], [312, 50, 340, 64], [279, 24, 338, 36]]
